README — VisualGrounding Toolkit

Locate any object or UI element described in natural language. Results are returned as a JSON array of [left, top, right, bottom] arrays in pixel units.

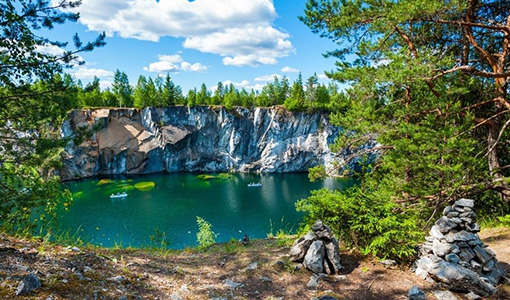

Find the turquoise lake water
[[61, 173, 355, 249]]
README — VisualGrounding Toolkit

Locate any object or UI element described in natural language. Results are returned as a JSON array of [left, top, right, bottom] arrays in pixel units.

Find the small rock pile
[[415, 198, 507, 296], [289, 220, 343, 274]]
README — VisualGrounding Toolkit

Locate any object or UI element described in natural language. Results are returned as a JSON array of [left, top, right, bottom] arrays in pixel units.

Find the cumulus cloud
[[35, 44, 84, 65], [212, 80, 264, 92], [317, 74, 329, 80], [100, 80, 114, 90], [281, 66, 299, 73], [254, 74, 283, 82], [57, 0, 293, 66], [72, 67, 114, 80], [143, 54, 208, 73]]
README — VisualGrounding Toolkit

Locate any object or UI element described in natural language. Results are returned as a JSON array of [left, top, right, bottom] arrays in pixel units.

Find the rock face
[[415, 199, 506, 296], [290, 220, 343, 275], [59, 106, 342, 180]]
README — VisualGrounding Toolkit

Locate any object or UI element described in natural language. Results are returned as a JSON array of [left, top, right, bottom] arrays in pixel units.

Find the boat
[[247, 182, 262, 187], [110, 192, 128, 199]]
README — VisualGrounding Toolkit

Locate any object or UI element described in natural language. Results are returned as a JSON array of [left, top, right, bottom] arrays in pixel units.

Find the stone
[[458, 247, 476, 262], [259, 276, 272, 282], [446, 212, 459, 218], [433, 290, 458, 300], [483, 263, 506, 285], [460, 217, 472, 224], [408, 286, 426, 300], [16, 273, 41, 296], [465, 292, 480, 300], [455, 199, 475, 208], [467, 236, 483, 246], [430, 225, 445, 240], [443, 205, 453, 215], [459, 211, 474, 218], [307, 275, 320, 289], [466, 223, 480, 233], [246, 262, 258, 271], [304, 240, 325, 274], [323, 237, 342, 274], [224, 279, 243, 289], [71, 246, 81, 252], [453, 206, 465, 213], [380, 259, 397, 266], [483, 259, 495, 272], [312, 220, 332, 241], [290, 232, 317, 262], [425, 260, 497, 296], [445, 253, 460, 264], [432, 239, 455, 257], [473, 245, 491, 264], [470, 260, 481, 269], [435, 216, 457, 233], [452, 231, 477, 242]]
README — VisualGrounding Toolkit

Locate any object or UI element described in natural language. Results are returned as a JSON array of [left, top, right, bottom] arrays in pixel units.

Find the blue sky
[[44, 0, 341, 92]]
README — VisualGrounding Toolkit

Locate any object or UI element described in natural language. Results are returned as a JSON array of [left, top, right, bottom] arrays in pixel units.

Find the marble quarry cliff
[[59, 106, 341, 180]]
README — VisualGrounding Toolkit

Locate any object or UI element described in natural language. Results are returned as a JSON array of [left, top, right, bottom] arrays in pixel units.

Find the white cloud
[[143, 54, 208, 73], [254, 74, 282, 82], [184, 26, 292, 67], [72, 67, 114, 80], [35, 44, 84, 65], [100, 80, 114, 90], [281, 66, 299, 73], [58, 0, 293, 66], [212, 80, 264, 92], [317, 74, 329, 80]]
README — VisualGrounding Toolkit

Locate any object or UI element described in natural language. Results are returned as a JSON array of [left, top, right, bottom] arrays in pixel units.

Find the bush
[[296, 187, 422, 260], [196, 216, 216, 248]]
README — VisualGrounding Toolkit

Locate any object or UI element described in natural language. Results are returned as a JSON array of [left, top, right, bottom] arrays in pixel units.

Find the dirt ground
[[0, 228, 509, 300]]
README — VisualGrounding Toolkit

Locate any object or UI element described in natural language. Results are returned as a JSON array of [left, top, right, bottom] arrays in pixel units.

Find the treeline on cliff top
[[7, 71, 349, 112], [2, 0, 510, 261]]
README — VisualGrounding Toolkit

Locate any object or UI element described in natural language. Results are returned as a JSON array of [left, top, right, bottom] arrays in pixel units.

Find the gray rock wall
[[59, 106, 340, 180]]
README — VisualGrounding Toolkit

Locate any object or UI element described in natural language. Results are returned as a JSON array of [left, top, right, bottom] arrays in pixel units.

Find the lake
[[61, 173, 355, 249]]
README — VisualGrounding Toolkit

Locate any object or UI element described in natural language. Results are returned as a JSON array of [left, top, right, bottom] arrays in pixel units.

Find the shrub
[[296, 187, 423, 260], [196, 216, 216, 248]]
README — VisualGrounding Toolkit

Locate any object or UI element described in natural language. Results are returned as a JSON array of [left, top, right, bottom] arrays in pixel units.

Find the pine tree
[[112, 70, 133, 107], [0, 0, 105, 229]]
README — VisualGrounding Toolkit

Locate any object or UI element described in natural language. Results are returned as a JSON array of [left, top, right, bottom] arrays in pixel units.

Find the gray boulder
[[16, 273, 41, 296], [304, 240, 325, 274], [290, 232, 317, 262], [324, 237, 343, 274], [408, 286, 426, 300], [455, 199, 475, 208], [418, 257, 497, 296]]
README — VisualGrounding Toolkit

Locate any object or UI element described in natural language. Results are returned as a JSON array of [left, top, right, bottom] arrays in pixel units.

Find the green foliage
[[308, 165, 327, 182], [196, 216, 216, 248], [0, 0, 104, 233], [497, 215, 510, 227], [296, 187, 422, 260]]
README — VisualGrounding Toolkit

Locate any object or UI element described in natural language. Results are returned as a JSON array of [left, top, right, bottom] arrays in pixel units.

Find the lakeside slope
[[1, 229, 509, 300]]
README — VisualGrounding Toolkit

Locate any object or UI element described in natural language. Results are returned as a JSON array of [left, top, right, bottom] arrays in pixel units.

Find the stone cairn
[[415, 198, 507, 296], [289, 220, 343, 274]]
